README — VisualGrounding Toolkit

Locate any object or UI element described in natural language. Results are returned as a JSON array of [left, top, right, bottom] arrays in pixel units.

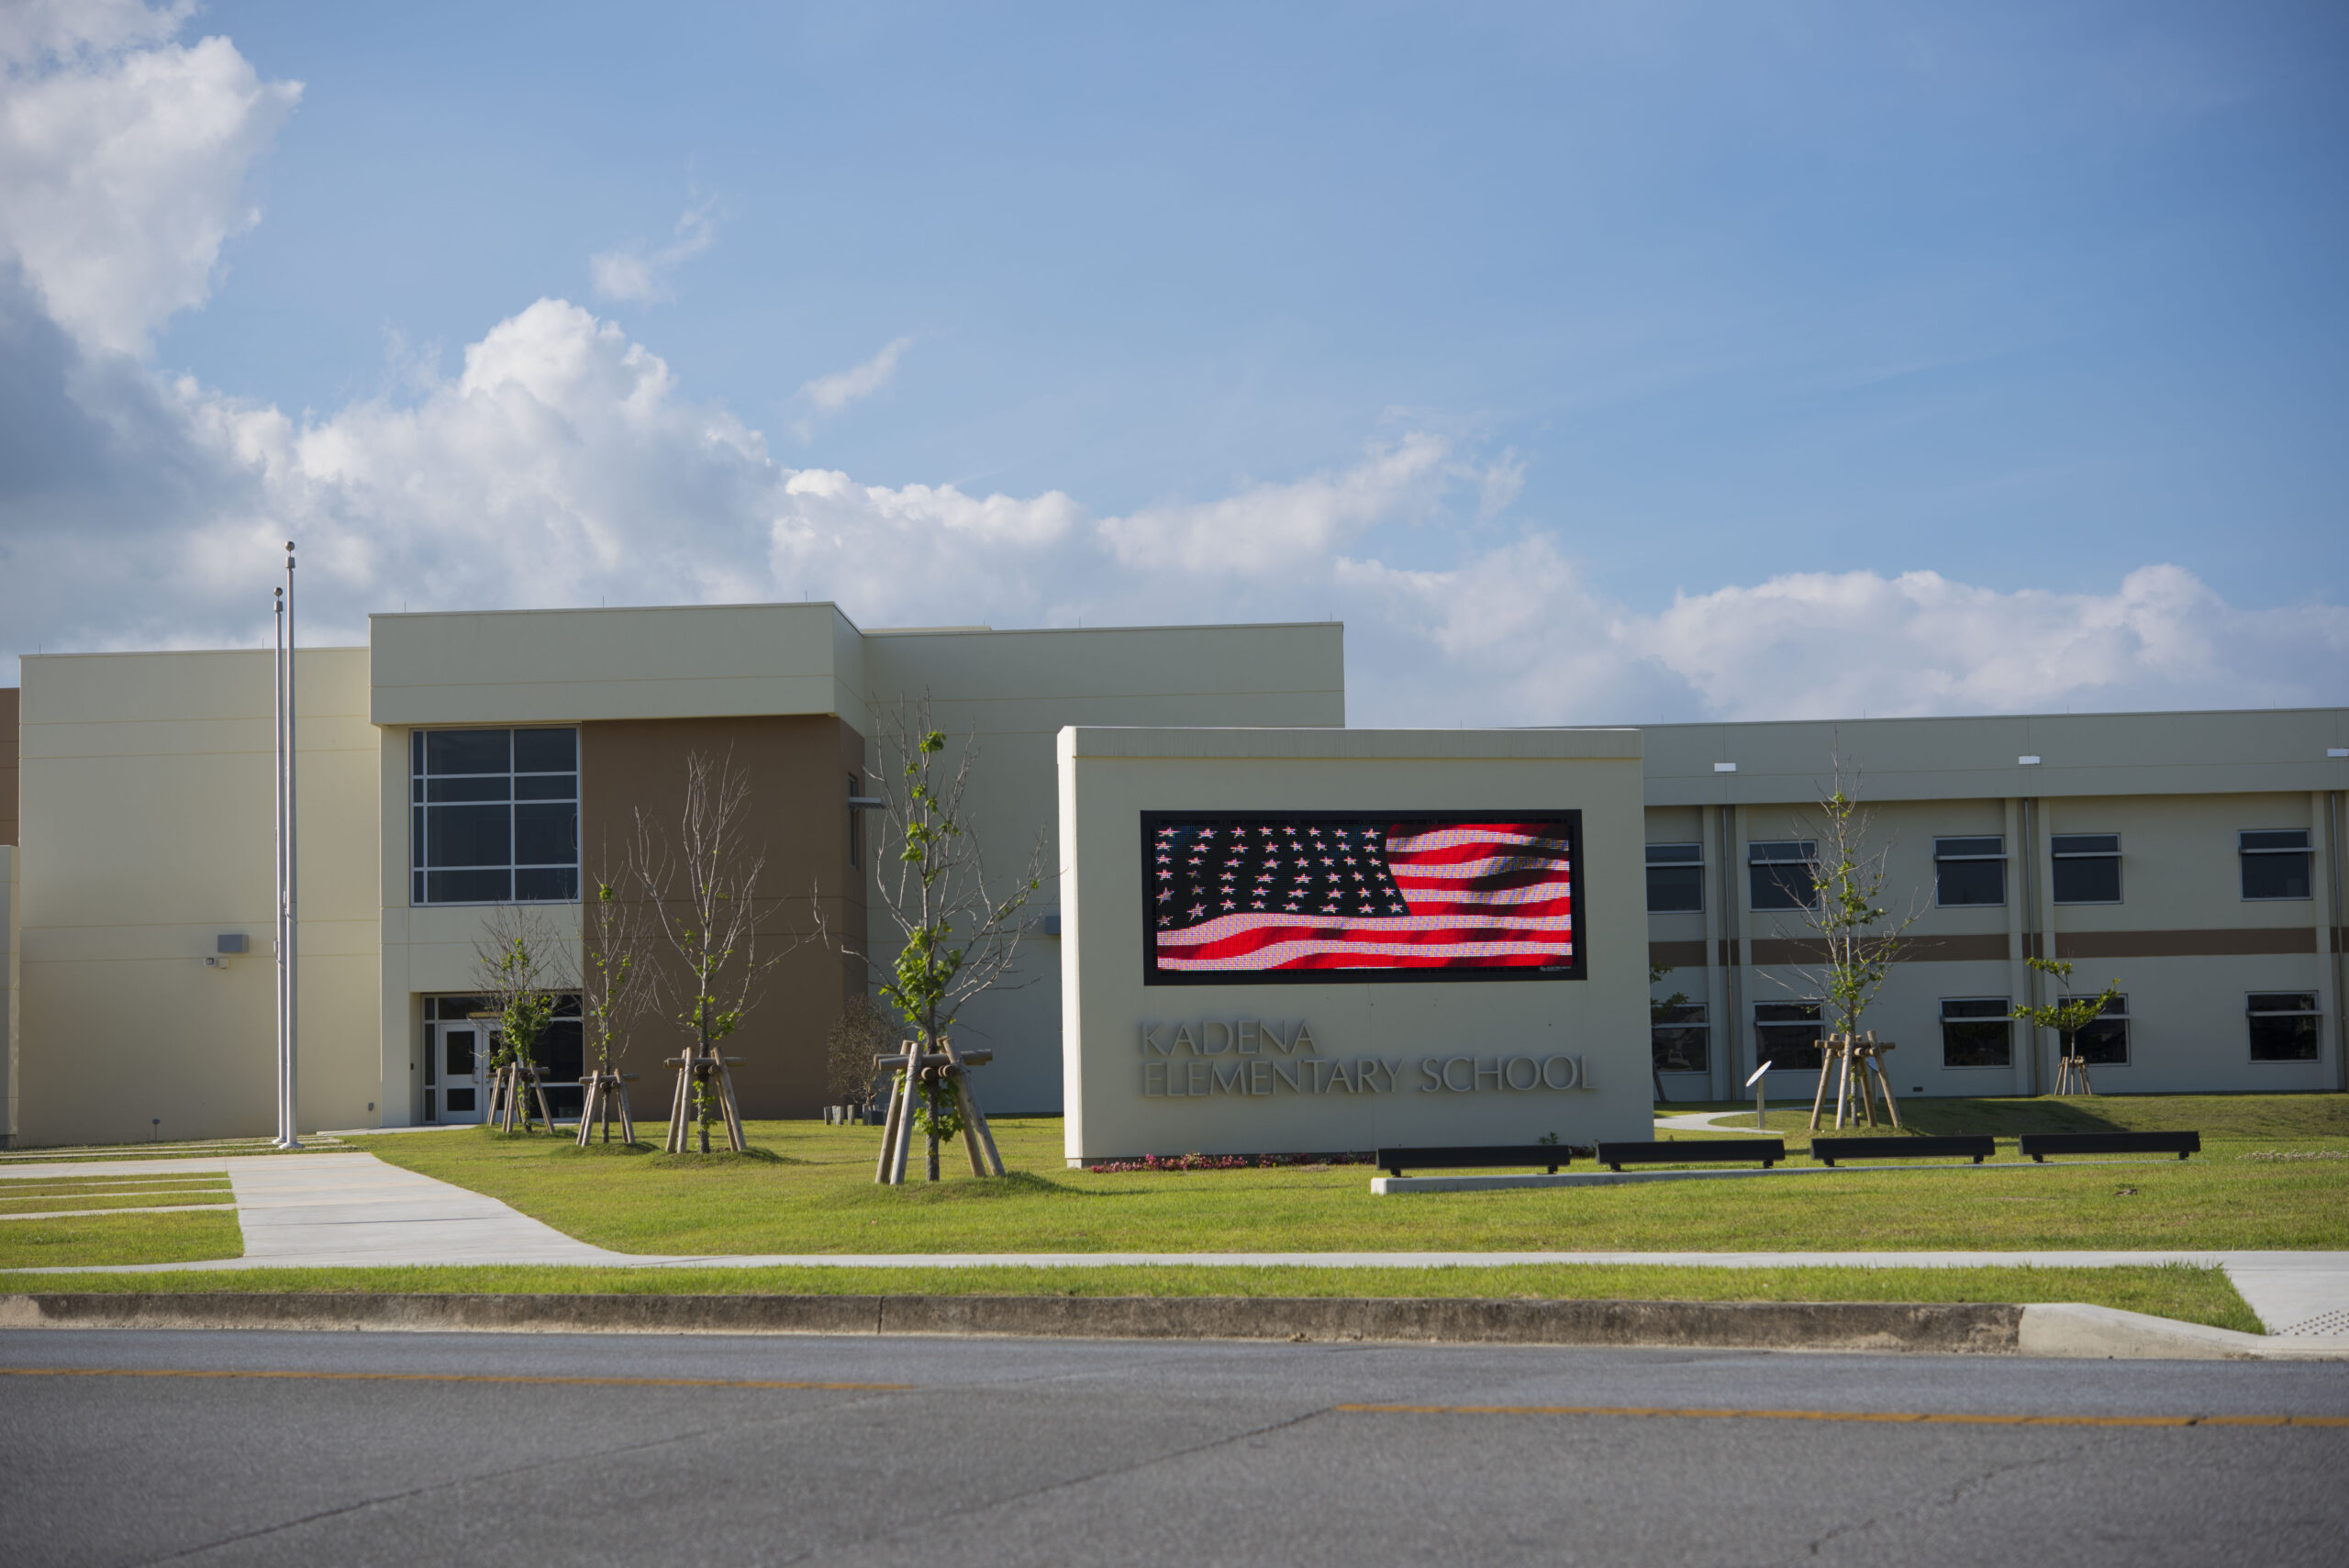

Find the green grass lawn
[[351, 1095, 2349, 1256], [0, 1189, 232, 1217], [0, 1261, 2261, 1333], [0, 1210, 245, 1270]]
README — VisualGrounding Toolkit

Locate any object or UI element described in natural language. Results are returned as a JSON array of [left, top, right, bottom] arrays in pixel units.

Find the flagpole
[[282, 541, 302, 1149], [273, 585, 288, 1147]]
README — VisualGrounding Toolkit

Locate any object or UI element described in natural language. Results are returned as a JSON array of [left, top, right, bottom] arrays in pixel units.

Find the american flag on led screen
[[1142, 812, 1583, 982]]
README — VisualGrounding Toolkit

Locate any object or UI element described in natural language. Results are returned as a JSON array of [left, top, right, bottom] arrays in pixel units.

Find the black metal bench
[[1812, 1135, 1995, 1167], [2018, 1130, 2199, 1162], [1375, 1145, 1572, 1177], [1596, 1139, 1785, 1172]]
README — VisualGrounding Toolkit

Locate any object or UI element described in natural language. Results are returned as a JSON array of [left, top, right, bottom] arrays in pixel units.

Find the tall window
[[1652, 1002, 1709, 1073], [1940, 997, 2012, 1068], [1748, 840, 1818, 910], [1933, 836, 2006, 907], [2065, 993, 2130, 1065], [410, 728, 580, 904], [2051, 833, 2121, 904], [2239, 830, 2312, 901], [1754, 1000, 1823, 1070], [2247, 993, 2321, 1062], [1645, 843, 1703, 913]]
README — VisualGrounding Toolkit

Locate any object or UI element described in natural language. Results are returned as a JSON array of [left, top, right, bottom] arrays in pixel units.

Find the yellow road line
[[1337, 1403, 2349, 1429], [0, 1366, 909, 1392]]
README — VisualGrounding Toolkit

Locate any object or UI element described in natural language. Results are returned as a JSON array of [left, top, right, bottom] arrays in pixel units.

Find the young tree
[[470, 904, 576, 1132], [867, 699, 1044, 1182], [2012, 956, 2122, 1095], [1762, 752, 1923, 1124], [633, 749, 818, 1153], [824, 994, 897, 1119], [1648, 962, 1691, 1106], [578, 840, 655, 1141]]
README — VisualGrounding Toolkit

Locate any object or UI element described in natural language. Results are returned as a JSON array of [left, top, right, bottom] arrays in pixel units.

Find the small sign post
[[1744, 1060, 1771, 1132]]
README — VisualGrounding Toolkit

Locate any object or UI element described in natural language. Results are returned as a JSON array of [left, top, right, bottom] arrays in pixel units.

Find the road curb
[[0, 1292, 2019, 1351], [9, 1292, 2341, 1357]]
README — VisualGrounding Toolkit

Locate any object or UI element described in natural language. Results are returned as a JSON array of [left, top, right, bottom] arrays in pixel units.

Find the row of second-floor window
[[409, 727, 579, 905], [1644, 829, 2318, 914], [1652, 993, 2325, 1073]]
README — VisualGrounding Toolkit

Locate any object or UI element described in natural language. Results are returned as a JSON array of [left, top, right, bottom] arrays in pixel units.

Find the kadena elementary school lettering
[[1137, 1019, 1589, 1098]]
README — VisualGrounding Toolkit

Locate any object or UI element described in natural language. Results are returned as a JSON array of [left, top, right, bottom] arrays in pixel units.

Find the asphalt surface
[[3, 1329, 2345, 1567]]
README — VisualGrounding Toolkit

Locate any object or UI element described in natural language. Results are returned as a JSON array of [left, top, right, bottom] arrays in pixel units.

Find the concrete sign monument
[[1057, 727, 1651, 1163]]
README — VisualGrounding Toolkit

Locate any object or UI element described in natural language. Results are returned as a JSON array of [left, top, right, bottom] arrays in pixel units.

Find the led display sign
[[1141, 810, 1585, 984]]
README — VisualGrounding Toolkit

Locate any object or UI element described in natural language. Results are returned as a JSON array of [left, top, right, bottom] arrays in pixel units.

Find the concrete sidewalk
[[7, 1151, 2347, 1340]]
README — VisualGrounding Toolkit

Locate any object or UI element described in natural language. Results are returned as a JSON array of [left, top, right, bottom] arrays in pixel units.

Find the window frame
[[2050, 832, 2122, 906], [1938, 995, 2014, 1070], [1753, 998, 1824, 1071], [409, 727, 582, 906], [1645, 841, 1704, 914], [2246, 992, 2322, 1064], [1651, 1001, 1709, 1074], [2238, 829, 2313, 903], [1932, 835, 2008, 909], [1747, 840, 1819, 912], [2060, 992, 2131, 1067]]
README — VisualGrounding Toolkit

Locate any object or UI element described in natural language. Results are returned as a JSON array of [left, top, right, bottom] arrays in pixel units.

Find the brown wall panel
[[1746, 933, 2009, 967], [2055, 927, 2317, 959], [581, 717, 869, 1119], [1647, 940, 1708, 970], [0, 687, 17, 845]]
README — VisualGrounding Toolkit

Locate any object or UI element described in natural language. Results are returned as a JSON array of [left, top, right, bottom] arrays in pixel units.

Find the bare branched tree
[[1764, 751, 1925, 1051], [582, 839, 654, 1076], [824, 994, 897, 1117], [865, 697, 1044, 1179], [632, 748, 822, 1152]]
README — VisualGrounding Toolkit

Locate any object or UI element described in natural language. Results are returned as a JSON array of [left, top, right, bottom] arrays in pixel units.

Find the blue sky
[[3, 1, 2344, 719]]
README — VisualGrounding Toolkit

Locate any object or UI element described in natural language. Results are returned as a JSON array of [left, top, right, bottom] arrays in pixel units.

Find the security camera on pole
[[273, 542, 302, 1150]]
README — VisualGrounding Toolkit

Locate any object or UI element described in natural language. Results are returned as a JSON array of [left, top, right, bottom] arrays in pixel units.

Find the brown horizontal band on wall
[[1747, 934, 2009, 967], [2054, 928, 2318, 960], [1647, 941, 1708, 970], [1720, 938, 1739, 968]]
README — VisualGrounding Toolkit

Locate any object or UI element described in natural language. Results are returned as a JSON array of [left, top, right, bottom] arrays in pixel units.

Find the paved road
[[3, 1330, 2343, 1566]]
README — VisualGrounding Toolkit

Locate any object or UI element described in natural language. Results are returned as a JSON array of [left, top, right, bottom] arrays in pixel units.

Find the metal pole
[[273, 588, 287, 1146], [283, 542, 302, 1148]]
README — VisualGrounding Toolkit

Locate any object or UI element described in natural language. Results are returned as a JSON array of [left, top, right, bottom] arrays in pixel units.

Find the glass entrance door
[[439, 1024, 488, 1124]]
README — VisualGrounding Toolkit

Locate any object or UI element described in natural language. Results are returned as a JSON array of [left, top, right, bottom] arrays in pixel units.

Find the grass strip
[[349, 1112, 2349, 1255], [0, 1261, 2259, 1332], [0, 1210, 244, 1270], [0, 1195, 233, 1218]]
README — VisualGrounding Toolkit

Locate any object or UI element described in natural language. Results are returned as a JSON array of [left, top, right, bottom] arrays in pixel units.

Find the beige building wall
[[863, 623, 1346, 1110], [16, 650, 381, 1146], [4, 844, 17, 1147], [367, 606, 1345, 1123], [1644, 709, 2349, 1101]]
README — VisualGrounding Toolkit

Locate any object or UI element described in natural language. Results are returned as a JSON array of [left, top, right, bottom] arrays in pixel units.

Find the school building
[[0, 604, 2341, 1146]]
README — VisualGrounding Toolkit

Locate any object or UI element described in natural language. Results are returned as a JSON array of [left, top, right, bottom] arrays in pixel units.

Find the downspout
[[2331, 790, 2346, 1094], [1721, 803, 1747, 1092]]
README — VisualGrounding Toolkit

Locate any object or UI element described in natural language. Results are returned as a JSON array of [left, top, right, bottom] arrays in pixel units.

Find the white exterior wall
[[1644, 709, 2349, 1100]]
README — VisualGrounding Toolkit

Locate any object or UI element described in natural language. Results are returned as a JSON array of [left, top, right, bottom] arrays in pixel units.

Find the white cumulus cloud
[[0, 0, 298, 356], [1, 3, 2342, 728]]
